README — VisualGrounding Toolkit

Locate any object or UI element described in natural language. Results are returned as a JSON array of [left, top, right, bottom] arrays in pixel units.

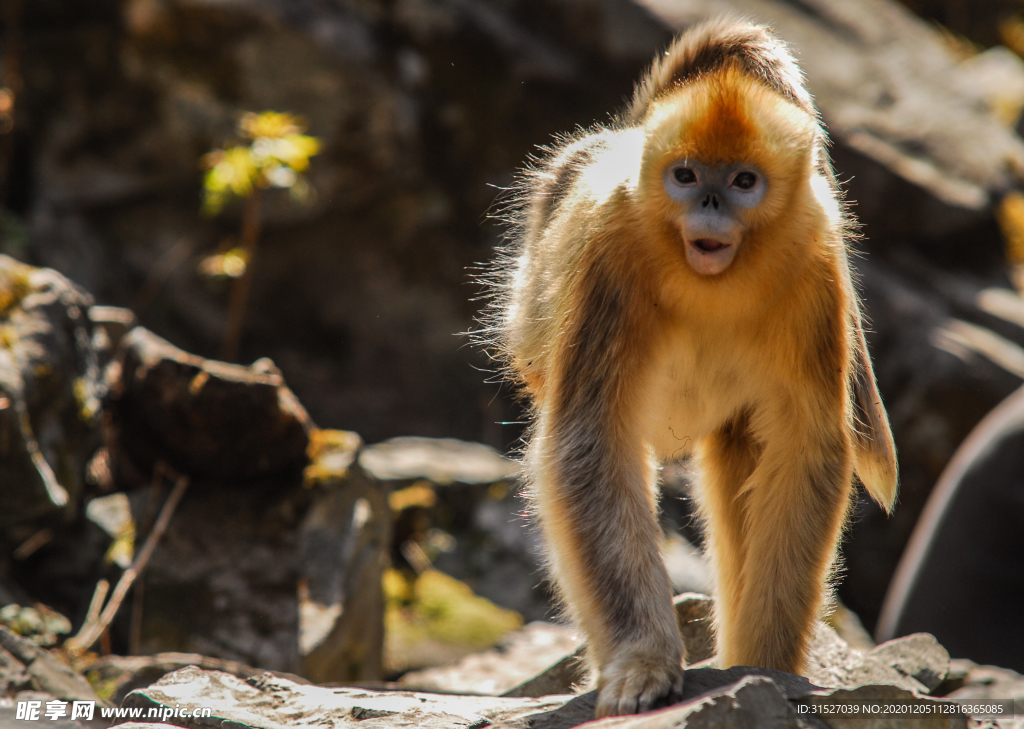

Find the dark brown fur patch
[[549, 263, 663, 642], [626, 18, 814, 124]]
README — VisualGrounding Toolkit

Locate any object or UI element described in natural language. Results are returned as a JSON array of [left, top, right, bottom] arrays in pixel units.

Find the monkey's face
[[661, 159, 765, 275], [639, 68, 817, 278]]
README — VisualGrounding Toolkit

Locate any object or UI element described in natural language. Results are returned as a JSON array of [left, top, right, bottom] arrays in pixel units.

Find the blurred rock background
[[0, 0, 1023, 697]]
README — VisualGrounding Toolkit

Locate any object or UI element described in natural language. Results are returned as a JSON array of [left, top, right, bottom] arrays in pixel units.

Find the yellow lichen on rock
[[0, 261, 32, 321], [383, 567, 523, 674], [303, 428, 362, 485]]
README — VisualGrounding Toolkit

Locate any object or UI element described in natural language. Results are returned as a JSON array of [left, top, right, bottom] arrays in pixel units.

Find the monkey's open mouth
[[684, 236, 737, 275], [693, 238, 727, 252]]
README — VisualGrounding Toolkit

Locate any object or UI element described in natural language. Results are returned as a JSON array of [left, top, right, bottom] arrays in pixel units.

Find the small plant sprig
[[200, 111, 320, 361]]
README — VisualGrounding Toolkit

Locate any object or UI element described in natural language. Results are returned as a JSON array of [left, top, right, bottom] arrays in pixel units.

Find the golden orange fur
[[485, 18, 897, 718]]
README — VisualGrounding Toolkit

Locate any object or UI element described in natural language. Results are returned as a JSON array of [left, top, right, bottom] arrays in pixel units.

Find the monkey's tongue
[[693, 238, 727, 252]]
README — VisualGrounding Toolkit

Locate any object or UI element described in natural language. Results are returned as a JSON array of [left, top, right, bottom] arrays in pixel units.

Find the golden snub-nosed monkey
[[481, 17, 897, 719]]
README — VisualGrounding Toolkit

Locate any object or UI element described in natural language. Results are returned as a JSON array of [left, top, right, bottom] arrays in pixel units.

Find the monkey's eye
[[731, 171, 759, 190], [672, 167, 698, 185]]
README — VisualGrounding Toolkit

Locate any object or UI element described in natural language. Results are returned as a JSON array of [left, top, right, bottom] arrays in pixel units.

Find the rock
[[62, 331, 393, 680], [359, 437, 519, 485], [299, 445, 390, 683], [400, 621, 581, 696], [0, 627, 103, 704], [0, 604, 72, 647], [0, 645, 32, 694], [673, 593, 716, 665], [867, 634, 950, 693], [565, 676, 799, 729], [502, 593, 717, 699], [85, 633, 997, 729], [521, 667, 820, 729], [825, 601, 876, 651], [932, 658, 973, 696], [505, 599, 942, 706], [806, 623, 949, 693], [662, 533, 711, 596], [120, 666, 569, 729], [0, 255, 103, 523], [382, 568, 524, 675], [877, 383, 1024, 672], [502, 646, 586, 699], [519, 669, 965, 729], [117, 441, 388, 679], [944, 661, 1024, 715], [798, 684, 967, 729], [805, 622, 872, 690], [105, 327, 313, 482], [364, 438, 549, 622], [84, 651, 310, 706]]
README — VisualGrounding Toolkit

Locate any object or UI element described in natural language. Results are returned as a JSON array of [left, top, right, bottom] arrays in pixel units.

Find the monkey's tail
[[850, 323, 899, 513]]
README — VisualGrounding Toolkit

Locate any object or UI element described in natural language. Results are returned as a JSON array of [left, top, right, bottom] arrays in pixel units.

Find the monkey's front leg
[[530, 410, 684, 718]]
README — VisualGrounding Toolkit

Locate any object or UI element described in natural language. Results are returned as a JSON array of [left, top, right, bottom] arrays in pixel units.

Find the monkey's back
[[501, 127, 647, 398]]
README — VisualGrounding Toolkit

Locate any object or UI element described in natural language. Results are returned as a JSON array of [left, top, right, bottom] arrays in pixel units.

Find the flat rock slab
[[505, 602, 949, 703], [359, 437, 519, 484], [401, 622, 582, 696], [522, 666, 820, 729], [120, 666, 569, 728], [117, 662, 977, 729], [503, 594, 716, 699], [524, 674, 968, 729], [553, 676, 800, 729]]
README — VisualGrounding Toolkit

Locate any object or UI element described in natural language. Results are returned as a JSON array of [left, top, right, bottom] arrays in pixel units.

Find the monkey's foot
[[594, 654, 685, 718]]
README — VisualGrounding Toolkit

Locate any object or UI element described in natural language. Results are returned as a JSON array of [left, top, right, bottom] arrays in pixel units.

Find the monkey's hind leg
[[529, 414, 684, 718], [695, 415, 761, 663], [723, 418, 853, 673]]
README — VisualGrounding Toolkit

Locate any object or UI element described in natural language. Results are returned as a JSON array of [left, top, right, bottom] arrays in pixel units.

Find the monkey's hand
[[594, 647, 685, 718]]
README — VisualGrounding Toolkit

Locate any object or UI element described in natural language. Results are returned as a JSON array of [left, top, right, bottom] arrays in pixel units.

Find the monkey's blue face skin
[[663, 160, 766, 275]]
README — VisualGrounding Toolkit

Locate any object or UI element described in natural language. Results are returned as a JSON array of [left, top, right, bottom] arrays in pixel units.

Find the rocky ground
[[2, 594, 1024, 728]]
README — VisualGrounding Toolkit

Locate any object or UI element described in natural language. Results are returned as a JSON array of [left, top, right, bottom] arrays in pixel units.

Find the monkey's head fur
[[636, 64, 821, 279]]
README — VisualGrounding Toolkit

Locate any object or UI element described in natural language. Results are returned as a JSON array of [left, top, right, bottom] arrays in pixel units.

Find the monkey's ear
[[850, 322, 898, 513]]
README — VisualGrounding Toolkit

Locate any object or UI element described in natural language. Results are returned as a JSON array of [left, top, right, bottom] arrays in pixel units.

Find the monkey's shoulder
[[522, 127, 645, 239]]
